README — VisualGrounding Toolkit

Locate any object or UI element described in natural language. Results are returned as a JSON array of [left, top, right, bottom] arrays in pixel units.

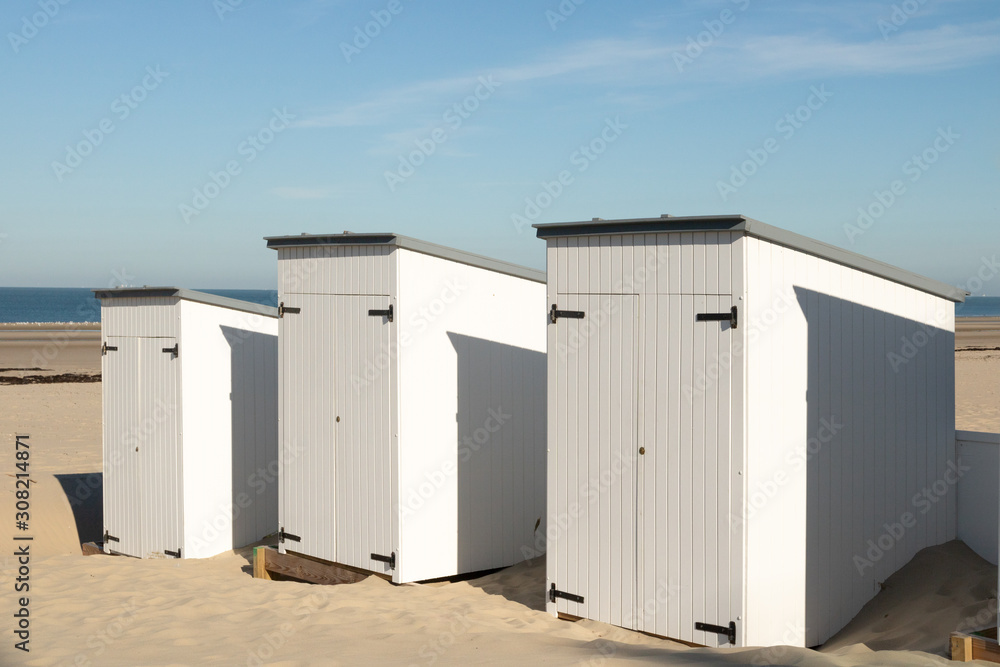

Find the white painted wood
[[956, 431, 1000, 566], [275, 241, 547, 584], [742, 235, 957, 647], [178, 300, 279, 559], [100, 295, 278, 560], [543, 227, 956, 649]]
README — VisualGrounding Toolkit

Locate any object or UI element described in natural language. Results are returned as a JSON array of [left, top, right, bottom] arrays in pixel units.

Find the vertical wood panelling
[[334, 295, 393, 574], [279, 294, 338, 562], [279, 245, 392, 296], [744, 236, 957, 647], [549, 294, 637, 625], [548, 231, 741, 645], [101, 300, 182, 560]]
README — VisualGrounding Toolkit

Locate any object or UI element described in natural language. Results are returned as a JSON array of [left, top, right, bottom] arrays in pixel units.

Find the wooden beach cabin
[[95, 288, 279, 559], [265, 233, 547, 584], [534, 215, 966, 648]]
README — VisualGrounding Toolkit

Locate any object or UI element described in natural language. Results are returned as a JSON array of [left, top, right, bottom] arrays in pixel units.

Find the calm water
[[955, 296, 1000, 318], [0, 288, 996, 323], [0, 287, 278, 323]]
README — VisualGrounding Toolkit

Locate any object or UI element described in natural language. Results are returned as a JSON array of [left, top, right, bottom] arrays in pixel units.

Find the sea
[[0, 287, 278, 323], [0, 287, 996, 323]]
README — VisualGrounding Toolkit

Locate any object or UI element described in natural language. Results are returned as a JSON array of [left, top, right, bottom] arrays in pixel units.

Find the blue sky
[[1, 0, 997, 292]]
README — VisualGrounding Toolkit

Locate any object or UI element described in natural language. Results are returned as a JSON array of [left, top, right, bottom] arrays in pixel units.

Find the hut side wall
[[178, 300, 279, 559], [395, 248, 547, 583], [743, 235, 957, 647]]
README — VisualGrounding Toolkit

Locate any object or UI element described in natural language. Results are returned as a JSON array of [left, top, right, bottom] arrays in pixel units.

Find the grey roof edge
[[92, 287, 279, 318], [264, 233, 546, 284], [533, 215, 967, 303]]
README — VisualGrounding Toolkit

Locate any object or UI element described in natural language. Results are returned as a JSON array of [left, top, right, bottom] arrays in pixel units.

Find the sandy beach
[[0, 321, 996, 665]]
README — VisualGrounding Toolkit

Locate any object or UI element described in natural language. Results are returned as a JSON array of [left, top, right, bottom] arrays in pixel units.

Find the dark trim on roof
[[264, 233, 546, 284], [533, 215, 966, 303], [92, 288, 279, 318]]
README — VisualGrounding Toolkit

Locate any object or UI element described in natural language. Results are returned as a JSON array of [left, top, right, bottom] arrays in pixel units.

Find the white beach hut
[[265, 233, 547, 584], [95, 288, 279, 559], [534, 215, 966, 648]]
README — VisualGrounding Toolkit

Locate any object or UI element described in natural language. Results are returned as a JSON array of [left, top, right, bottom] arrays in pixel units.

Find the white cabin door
[[137, 337, 182, 558], [635, 294, 741, 647], [333, 296, 395, 576], [547, 294, 639, 627], [278, 294, 337, 562], [102, 336, 181, 559], [103, 337, 141, 557]]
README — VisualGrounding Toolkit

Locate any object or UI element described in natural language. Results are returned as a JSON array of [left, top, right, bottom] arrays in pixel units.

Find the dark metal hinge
[[164, 548, 181, 559], [102, 342, 118, 355], [371, 552, 396, 570], [368, 305, 393, 322], [550, 304, 585, 324], [103, 530, 119, 543], [695, 621, 736, 645], [278, 302, 301, 318], [162, 344, 179, 357], [279, 528, 301, 544], [696, 306, 738, 329], [549, 583, 584, 604]]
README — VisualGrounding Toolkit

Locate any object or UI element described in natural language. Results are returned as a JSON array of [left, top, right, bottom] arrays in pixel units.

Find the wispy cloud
[[296, 20, 1000, 128], [296, 39, 676, 128], [271, 186, 335, 200], [732, 20, 1000, 77]]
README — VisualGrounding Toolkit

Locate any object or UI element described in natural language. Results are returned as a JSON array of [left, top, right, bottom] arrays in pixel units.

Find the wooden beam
[[951, 632, 1000, 663], [253, 546, 271, 581], [951, 633, 974, 662], [81, 542, 103, 556], [253, 547, 370, 586]]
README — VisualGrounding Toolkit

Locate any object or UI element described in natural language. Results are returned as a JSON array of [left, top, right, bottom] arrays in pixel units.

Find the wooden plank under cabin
[[253, 547, 374, 586], [81, 542, 103, 556], [951, 632, 1000, 663]]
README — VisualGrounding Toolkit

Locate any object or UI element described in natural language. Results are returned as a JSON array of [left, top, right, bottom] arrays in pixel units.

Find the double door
[[547, 293, 743, 646], [103, 336, 181, 559], [279, 294, 395, 575]]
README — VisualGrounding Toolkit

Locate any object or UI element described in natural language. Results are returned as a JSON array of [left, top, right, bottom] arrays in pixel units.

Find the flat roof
[[264, 233, 546, 284], [92, 288, 279, 318], [534, 215, 966, 303]]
